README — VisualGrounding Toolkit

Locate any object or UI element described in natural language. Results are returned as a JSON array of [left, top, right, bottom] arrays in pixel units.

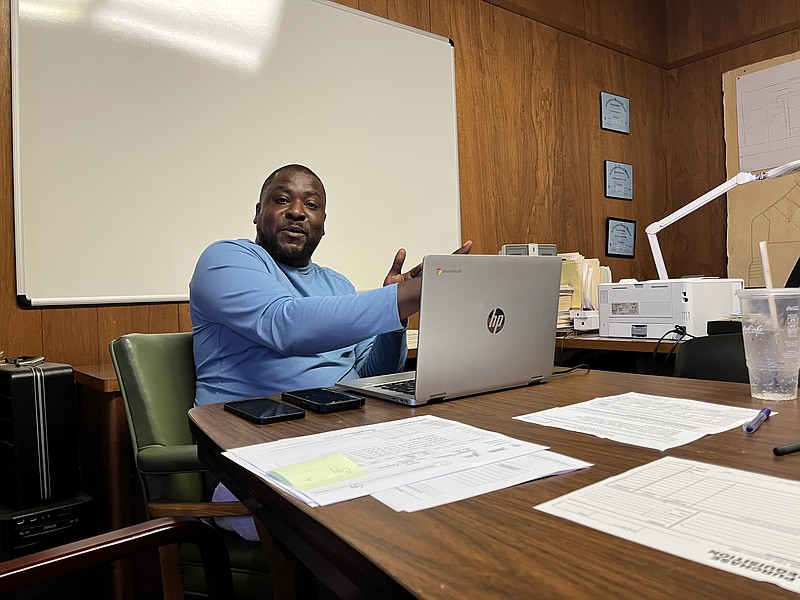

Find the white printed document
[[373, 450, 592, 512], [536, 457, 800, 594], [224, 415, 548, 507], [514, 392, 765, 450]]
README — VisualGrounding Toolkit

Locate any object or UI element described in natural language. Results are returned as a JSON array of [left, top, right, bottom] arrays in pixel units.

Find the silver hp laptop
[[336, 254, 562, 406]]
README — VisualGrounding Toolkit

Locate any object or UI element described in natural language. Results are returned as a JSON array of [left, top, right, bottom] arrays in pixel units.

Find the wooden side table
[[75, 364, 145, 600], [555, 333, 683, 375]]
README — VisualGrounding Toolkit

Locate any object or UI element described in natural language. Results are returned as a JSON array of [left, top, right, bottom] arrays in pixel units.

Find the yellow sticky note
[[269, 453, 366, 491]]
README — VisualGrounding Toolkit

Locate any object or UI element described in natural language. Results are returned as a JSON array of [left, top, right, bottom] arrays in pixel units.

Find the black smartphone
[[223, 397, 305, 424], [281, 387, 365, 414]]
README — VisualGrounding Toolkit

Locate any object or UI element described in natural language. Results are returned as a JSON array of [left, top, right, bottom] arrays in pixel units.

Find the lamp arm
[[644, 171, 758, 279], [646, 230, 670, 280], [645, 172, 757, 235]]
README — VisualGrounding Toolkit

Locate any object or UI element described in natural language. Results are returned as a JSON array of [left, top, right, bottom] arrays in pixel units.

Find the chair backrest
[[786, 255, 800, 287], [110, 334, 273, 598], [110, 332, 203, 504], [0, 517, 234, 599], [673, 333, 749, 383]]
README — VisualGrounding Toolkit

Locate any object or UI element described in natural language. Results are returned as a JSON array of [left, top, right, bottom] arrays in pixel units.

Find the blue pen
[[743, 407, 771, 433]]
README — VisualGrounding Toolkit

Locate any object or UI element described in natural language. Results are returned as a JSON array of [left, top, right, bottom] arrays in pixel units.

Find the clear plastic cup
[[736, 288, 800, 401]]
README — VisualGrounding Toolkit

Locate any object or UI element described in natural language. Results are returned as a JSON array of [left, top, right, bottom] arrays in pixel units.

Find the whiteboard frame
[[12, 0, 461, 306]]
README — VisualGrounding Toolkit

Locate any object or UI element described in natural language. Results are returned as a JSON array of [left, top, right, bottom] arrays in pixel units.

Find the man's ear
[[253, 202, 261, 224]]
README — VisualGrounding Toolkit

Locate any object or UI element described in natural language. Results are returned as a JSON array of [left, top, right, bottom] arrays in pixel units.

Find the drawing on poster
[[736, 60, 800, 172], [744, 185, 800, 286], [730, 57, 800, 286]]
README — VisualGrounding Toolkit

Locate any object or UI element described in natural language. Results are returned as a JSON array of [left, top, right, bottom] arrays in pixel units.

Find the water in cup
[[737, 288, 800, 401]]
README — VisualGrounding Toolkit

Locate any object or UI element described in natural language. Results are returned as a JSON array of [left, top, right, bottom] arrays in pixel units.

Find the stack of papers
[[559, 254, 584, 310], [558, 252, 612, 312], [519, 394, 797, 591], [223, 415, 591, 512], [405, 328, 418, 350], [537, 456, 800, 594], [557, 286, 574, 330], [515, 392, 770, 451]]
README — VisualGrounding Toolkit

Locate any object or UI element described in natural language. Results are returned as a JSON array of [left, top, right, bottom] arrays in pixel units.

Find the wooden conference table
[[189, 371, 800, 599]]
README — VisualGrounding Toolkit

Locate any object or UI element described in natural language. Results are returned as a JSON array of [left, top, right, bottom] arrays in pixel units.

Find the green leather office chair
[[109, 332, 271, 600]]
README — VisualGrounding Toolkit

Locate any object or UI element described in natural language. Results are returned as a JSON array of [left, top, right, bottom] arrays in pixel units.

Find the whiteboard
[[12, 0, 460, 306]]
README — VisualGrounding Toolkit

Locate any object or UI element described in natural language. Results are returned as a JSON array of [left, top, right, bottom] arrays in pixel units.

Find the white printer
[[598, 278, 743, 339], [499, 243, 558, 256]]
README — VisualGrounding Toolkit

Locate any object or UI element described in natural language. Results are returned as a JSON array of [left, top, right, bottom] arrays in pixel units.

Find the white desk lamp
[[645, 159, 800, 280]]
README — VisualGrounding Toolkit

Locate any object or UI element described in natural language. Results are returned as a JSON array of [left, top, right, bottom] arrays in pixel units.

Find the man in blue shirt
[[189, 164, 470, 539], [191, 164, 470, 405]]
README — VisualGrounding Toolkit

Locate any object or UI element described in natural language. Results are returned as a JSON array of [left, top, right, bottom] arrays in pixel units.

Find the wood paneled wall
[[434, 0, 665, 283], [2, 0, 799, 367], [663, 31, 800, 279], [487, 0, 668, 65], [666, 0, 800, 66], [488, 0, 800, 68]]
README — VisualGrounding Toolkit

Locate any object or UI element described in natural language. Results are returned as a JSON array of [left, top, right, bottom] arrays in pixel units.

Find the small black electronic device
[[223, 397, 305, 424], [281, 387, 365, 414]]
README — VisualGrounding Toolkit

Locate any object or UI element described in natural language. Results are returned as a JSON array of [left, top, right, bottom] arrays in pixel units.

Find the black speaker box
[[0, 358, 80, 507]]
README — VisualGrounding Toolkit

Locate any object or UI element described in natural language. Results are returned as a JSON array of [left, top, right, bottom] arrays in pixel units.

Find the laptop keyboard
[[377, 378, 416, 394]]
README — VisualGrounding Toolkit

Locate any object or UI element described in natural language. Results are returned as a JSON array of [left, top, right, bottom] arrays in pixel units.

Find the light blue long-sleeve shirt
[[190, 239, 407, 406]]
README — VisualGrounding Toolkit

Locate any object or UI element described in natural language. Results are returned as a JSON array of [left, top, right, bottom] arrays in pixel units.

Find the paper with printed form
[[536, 457, 800, 594], [514, 392, 767, 451], [373, 450, 592, 512], [223, 415, 548, 507]]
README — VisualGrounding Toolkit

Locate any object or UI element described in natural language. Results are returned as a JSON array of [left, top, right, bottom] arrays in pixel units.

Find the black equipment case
[[0, 357, 80, 507]]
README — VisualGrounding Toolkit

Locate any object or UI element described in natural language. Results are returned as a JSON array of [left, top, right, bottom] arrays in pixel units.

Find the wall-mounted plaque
[[604, 160, 633, 200], [600, 91, 630, 134], [606, 217, 636, 258]]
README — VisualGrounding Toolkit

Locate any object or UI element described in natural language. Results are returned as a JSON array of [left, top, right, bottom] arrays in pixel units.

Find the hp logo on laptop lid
[[487, 308, 505, 334]]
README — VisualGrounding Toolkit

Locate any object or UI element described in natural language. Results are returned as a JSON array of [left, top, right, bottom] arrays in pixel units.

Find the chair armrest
[[0, 517, 234, 599], [138, 445, 207, 473], [148, 501, 251, 518]]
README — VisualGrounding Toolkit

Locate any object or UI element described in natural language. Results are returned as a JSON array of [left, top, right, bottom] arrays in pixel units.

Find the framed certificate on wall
[[604, 160, 633, 200], [600, 91, 630, 134], [606, 217, 636, 258]]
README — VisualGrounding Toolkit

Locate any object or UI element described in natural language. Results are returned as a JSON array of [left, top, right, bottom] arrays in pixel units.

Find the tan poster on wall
[[723, 52, 800, 287]]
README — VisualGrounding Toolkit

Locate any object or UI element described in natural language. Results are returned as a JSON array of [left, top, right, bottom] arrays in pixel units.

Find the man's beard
[[258, 234, 322, 268]]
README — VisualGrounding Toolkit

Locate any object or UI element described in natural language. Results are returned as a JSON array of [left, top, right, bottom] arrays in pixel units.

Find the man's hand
[[451, 240, 473, 256], [383, 241, 473, 288], [383, 248, 415, 287], [392, 241, 473, 320]]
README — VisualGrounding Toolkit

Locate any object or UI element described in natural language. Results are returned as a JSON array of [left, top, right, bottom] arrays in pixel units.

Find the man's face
[[254, 169, 326, 267]]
